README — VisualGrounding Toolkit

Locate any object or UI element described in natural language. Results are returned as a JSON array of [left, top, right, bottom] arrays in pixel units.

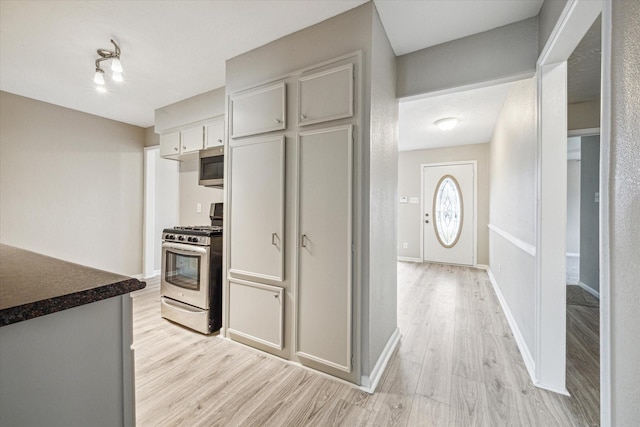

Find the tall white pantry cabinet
[[226, 56, 358, 381]]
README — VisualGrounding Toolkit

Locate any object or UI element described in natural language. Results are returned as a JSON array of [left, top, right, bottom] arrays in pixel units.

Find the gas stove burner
[[174, 225, 223, 232]]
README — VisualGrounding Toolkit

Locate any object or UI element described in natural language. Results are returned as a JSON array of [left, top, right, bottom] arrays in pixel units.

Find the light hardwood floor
[[132, 262, 598, 426]]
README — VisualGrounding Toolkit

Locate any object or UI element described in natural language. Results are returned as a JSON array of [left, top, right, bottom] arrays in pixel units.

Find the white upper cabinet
[[205, 119, 225, 148], [228, 136, 285, 281], [159, 131, 180, 158], [230, 82, 286, 139], [298, 64, 353, 126], [181, 125, 204, 153]]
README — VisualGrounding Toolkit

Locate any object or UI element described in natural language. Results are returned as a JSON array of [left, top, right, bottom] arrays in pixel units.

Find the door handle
[[271, 233, 278, 246], [301, 234, 308, 248]]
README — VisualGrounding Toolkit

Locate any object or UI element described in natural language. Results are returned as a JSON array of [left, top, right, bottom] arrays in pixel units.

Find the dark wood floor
[[132, 262, 599, 426]]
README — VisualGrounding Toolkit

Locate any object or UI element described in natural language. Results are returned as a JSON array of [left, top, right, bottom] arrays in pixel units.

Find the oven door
[[161, 242, 210, 309]]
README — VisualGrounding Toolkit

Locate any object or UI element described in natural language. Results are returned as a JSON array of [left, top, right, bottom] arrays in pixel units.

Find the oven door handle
[[162, 298, 204, 313], [162, 242, 208, 255]]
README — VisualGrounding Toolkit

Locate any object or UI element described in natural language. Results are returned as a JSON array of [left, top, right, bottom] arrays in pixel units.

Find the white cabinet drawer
[[228, 279, 284, 350], [298, 63, 353, 126], [230, 82, 286, 138]]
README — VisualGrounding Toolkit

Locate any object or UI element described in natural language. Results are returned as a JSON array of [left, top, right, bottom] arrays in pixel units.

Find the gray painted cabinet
[[228, 279, 284, 350], [298, 64, 354, 126], [295, 126, 353, 372], [228, 136, 285, 282], [230, 82, 286, 138]]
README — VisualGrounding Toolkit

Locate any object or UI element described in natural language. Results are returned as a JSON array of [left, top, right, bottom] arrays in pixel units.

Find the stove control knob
[[178, 236, 185, 241], [187, 237, 194, 242]]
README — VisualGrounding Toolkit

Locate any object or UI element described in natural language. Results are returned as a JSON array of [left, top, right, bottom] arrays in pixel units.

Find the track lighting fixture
[[93, 39, 123, 91]]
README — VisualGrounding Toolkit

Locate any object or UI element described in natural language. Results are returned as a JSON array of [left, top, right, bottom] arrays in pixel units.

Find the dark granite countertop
[[0, 244, 146, 326]]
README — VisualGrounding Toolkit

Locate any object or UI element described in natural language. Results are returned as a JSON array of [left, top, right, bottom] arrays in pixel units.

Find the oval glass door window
[[433, 175, 463, 248]]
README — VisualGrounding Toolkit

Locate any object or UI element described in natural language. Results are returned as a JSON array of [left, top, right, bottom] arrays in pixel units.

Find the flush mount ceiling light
[[434, 117, 460, 131], [93, 39, 123, 91]]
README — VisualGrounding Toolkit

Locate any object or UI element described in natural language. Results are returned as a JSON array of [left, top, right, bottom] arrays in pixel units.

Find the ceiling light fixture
[[434, 117, 460, 131], [93, 39, 123, 91]]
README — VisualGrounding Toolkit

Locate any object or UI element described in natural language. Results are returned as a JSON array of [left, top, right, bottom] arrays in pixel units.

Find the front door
[[422, 162, 475, 265]]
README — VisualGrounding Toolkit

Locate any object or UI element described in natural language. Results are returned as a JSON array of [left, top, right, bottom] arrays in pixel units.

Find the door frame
[[420, 160, 477, 266], [534, 0, 603, 400]]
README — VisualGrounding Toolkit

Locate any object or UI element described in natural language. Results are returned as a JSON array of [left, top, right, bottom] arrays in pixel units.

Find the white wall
[[488, 77, 538, 359], [397, 143, 490, 264], [608, 1, 640, 422], [0, 91, 144, 276], [178, 156, 223, 226], [154, 151, 179, 270]]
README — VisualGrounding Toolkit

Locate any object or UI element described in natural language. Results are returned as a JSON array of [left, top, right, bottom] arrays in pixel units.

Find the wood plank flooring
[[132, 262, 598, 426]]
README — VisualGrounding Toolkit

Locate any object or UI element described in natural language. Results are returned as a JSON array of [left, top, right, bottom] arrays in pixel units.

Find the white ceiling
[[398, 82, 511, 151], [0, 0, 543, 130]]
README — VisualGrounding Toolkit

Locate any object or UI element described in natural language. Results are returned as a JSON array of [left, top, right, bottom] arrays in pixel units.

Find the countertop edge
[[0, 278, 146, 327]]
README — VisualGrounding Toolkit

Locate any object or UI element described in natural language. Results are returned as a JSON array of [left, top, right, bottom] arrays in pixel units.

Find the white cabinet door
[[296, 125, 352, 373], [205, 120, 224, 148], [228, 279, 284, 350], [229, 136, 285, 281], [159, 131, 180, 158], [298, 64, 353, 126], [230, 82, 286, 138], [181, 126, 204, 153]]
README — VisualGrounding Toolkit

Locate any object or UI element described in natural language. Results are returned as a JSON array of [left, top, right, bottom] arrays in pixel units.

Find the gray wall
[[0, 91, 144, 276], [566, 159, 581, 254], [397, 143, 490, 265], [538, 0, 569, 55], [364, 5, 398, 375], [396, 17, 537, 99], [489, 77, 538, 356], [579, 136, 599, 293], [609, 1, 640, 423]]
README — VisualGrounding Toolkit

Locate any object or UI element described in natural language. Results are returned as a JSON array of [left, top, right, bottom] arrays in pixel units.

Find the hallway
[[132, 263, 597, 426]]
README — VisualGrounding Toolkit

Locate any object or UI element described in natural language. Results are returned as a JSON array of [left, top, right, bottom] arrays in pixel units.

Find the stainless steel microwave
[[199, 147, 224, 188]]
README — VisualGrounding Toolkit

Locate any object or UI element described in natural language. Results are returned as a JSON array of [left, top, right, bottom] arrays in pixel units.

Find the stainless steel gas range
[[160, 208, 223, 334]]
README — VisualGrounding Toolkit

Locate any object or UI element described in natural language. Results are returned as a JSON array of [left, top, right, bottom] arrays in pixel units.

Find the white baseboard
[[485, 268, 536, 382], [534, 380, 571, 396], [475, 264, 489, 270], [566, 252, 580, 258], [397, 256, 422, 263], [577, 281, 600, 299], [360, 327, 400, 394]]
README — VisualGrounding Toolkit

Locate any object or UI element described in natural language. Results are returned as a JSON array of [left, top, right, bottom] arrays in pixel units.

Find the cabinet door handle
[[218, 139, 222, 143], [183, 146, 187, 149], [174, 147, 178, 151], [272, 232, 278, 246], [275, 118, 282, 124], [301, 234, 308, 248], [300, 114, 307, 120]]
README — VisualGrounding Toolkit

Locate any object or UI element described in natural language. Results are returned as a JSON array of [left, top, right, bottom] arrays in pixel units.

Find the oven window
[[165, 251, 200, 291]]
